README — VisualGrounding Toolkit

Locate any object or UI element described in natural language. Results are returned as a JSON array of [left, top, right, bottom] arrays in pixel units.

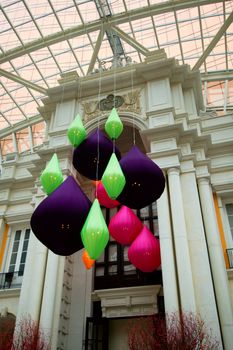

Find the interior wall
[[109, 318, 130, 350]]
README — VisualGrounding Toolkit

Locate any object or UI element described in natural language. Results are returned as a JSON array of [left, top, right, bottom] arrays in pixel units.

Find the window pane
[[228, 216, 233, 228], [25, 229, 30, 239], [20, 252, 26, 264], [108, 265, 117, 275], [8, 265, 15, 273], [226, 204, 233, 216], [15, 230, 21, 240], [95, 267, 104, 276], [12, 241, 19, 252], [109, 245, 117, 261], [22, 240, 29, 251], [18, 265, 25, 276], [10, 253, 17, 265], [123, 246, 129, 261], [124, 264, 136, 274]]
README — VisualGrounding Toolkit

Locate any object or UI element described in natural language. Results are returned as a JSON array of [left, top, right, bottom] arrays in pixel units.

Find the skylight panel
[[16, 128, 30, 154], [77, 1, 100, 22], [31, 122, 46, 147]]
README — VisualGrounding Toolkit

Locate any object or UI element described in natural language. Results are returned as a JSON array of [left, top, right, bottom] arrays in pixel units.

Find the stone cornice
[[38, 56, 204, 121], [92, 285, 161, 318]]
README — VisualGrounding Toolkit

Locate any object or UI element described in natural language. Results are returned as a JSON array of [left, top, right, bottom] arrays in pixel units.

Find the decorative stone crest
[[82, 89, 141, 122], [99, 94, 124, 111]]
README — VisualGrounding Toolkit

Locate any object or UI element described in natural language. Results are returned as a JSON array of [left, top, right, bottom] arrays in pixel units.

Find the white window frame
[[221, 198, 233, 248], [4, 225, 31, 276]]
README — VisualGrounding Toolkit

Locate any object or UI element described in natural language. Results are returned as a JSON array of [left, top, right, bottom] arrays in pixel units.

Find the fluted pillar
[[198, 177, 233, 350], [181, 171, 222, 347], [167, 168, 196, 312], [16, 235, 48, 320], [157, 182, 179, 313], [16, 185, 48, 322], [39, 251, 59, 336]]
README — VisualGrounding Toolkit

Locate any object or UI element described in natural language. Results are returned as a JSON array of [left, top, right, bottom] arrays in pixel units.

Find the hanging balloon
[[105, 107, 123, 139], [128, 226, 161, 272], [30, 176, 91, 256], [101, 153, 126, 199], [67, 113, 86, 147], [117, 146, 165, 209], [96, 181, 120, 208], [82, 249, 95, 269], [72, 129, 121, 180], [108, 205, 143, 245], [81, 198, 109, 260], [40, 153, 63, 195]]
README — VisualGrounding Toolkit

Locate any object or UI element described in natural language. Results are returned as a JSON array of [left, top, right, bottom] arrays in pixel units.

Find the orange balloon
[[82, 249, 95, 269], [91, 180, 101, 187]]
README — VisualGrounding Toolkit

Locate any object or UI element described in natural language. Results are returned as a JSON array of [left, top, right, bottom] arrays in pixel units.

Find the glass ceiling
[[0, 0, 233, 159]]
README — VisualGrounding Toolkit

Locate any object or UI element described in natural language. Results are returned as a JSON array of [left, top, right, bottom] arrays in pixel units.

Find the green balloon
[[67, 113, 86, 147], [105, 107, 123, 139], [81, 199, 109, 260], [102, 153, 126, 199], [40, 153, 63, 195]]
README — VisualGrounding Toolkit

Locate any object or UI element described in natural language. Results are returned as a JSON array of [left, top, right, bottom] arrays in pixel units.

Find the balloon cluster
[[30, 108, 165, 272]]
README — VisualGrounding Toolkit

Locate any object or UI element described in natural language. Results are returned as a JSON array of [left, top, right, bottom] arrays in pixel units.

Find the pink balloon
[[108, 205, 143, 245], [96, 181, 120, 208], [128, 226, 161, 272]]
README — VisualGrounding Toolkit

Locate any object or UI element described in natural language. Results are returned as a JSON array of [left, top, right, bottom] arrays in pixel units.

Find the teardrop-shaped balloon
[[128, 226, 161, 272], [40, 153, 63, 195], [102, 153, 126, 199], [82, 249, 95, 269], [117, 146, 165, 209], [109, 206, 143, 245], [96, 181, 120, 208], [105, 107, 123, 139], [30, 176, 91, 256], [72, 129, 121, 180], [81, 198, 109, 260], [67, 113, 86, 147]]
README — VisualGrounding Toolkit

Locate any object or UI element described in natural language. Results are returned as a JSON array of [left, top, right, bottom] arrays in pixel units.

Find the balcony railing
[[0, 271, 23, 290], [226, 249, 233, 269]]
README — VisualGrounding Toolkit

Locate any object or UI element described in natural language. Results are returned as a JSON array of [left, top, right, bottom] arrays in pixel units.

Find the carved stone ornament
[[82, 89, 141, 122], [99, 94, 124, 111]]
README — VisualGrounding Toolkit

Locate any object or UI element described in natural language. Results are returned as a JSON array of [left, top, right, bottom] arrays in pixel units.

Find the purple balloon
[[117, 146, 165, 209], [30, 176, 91, 256], [72, 129, 121, 180]]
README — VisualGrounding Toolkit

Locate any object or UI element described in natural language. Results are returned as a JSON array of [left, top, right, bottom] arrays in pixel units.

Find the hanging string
[[95, 23, 104, 198], [112, 32, 118, 152], [130, 67, 136, 145]]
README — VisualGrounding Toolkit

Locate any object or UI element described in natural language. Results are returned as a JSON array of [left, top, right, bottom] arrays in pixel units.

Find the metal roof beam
[[111, 26, 150, 56], [0, 115, 43, 139], [0, 0, 226, 64], [192, 11, 233, 71], [201, 71, 233, 81], [87, 28, 105, 75], [0, 68, 47, 94]]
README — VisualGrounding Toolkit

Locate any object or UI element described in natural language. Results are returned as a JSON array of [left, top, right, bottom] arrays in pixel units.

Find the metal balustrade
[[226, 249, 233, 269], [0, 271, 23, 290]]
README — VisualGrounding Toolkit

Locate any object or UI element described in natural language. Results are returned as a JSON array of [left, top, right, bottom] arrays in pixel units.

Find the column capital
[[167, 167, 180, 176], [197, 177, 210, 186]]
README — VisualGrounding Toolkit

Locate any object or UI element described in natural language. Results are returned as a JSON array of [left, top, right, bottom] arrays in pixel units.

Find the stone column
[[16, 235, 48, 321], [181, 170, 222, 347], [157, 182, 179, 313], [16, 185, 48, 322], [167, 168, 196, 312], [198, 177, 233, 350], [39, 251, 59, 336], [50, 255, 65, 350]]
